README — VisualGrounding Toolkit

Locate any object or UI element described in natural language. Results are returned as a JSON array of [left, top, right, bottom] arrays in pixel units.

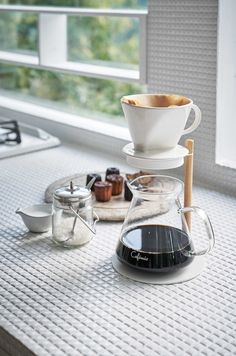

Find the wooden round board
[[45, 173, 130, 221]]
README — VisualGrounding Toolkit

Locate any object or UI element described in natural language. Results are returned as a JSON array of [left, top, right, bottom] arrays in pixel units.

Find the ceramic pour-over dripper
[[121, 93, 201, 153]]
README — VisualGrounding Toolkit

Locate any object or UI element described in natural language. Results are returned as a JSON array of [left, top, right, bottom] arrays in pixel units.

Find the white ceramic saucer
[[112, 254, 205, 285], [122, 143, 189, 170]]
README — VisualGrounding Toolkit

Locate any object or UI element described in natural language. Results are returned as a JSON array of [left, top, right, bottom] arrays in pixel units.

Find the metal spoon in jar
[[71, 177, 97, 233]]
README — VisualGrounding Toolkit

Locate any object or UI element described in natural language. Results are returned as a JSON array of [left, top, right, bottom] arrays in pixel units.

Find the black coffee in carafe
[[116, 224, 194, 272]]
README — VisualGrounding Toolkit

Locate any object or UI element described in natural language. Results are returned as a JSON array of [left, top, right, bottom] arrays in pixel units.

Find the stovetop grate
[[0, 120, 21, 145], [0, 119, 60, 159]]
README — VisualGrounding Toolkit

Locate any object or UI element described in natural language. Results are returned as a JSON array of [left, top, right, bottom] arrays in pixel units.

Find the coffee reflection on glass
[[121, 94, 201, 152]]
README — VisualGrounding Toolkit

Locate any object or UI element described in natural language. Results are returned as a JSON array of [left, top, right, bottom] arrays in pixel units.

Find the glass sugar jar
[[52, 181, 99, 247]]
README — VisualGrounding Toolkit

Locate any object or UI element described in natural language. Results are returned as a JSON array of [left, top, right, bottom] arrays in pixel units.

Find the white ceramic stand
[[122, 143, 189, 170], [112, 255, 205, 285]]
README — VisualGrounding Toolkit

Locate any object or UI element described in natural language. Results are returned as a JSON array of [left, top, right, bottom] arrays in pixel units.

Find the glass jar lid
[[54, 181, 91, 204]]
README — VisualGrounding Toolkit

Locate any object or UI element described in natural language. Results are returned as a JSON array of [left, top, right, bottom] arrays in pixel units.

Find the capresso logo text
[[131, 251, 149, 261]]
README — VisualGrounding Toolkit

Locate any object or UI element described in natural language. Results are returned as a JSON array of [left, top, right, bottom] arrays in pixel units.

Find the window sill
[[216, 158, 236, 171], [0, 96, 131, 155]]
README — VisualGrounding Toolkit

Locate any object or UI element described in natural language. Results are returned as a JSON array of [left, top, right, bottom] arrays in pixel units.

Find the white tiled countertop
[[0, 144, 236, 356]]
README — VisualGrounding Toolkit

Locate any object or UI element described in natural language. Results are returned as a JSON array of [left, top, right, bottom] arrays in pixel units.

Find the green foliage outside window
[[0, 0, 147, 124]]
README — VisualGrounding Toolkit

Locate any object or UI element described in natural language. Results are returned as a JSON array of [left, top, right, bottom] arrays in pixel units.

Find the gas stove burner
[[0, 120, 21, 145]]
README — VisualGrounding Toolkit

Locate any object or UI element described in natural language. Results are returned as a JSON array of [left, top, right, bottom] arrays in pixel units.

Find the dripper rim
[[121, 93, 193, 110]]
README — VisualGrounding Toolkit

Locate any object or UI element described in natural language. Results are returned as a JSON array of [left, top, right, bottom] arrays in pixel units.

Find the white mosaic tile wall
[[148, 0, 236, 195]]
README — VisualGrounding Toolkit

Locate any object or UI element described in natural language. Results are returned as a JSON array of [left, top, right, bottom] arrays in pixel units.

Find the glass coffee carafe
[[116, 175, 215, 273]]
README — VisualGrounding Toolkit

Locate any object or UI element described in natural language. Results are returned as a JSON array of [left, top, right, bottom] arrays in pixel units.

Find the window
[[216, 0, 236, 169], [0, 1, 147, 126]]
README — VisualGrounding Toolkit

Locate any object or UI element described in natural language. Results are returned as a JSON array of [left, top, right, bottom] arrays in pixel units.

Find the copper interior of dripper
[[122, 94, 190, 108]]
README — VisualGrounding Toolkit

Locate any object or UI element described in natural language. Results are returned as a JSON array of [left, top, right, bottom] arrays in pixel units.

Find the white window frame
[[0, 5, 147, 83], [216, 0, 236, 169], [0, 5, 147, 149]]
